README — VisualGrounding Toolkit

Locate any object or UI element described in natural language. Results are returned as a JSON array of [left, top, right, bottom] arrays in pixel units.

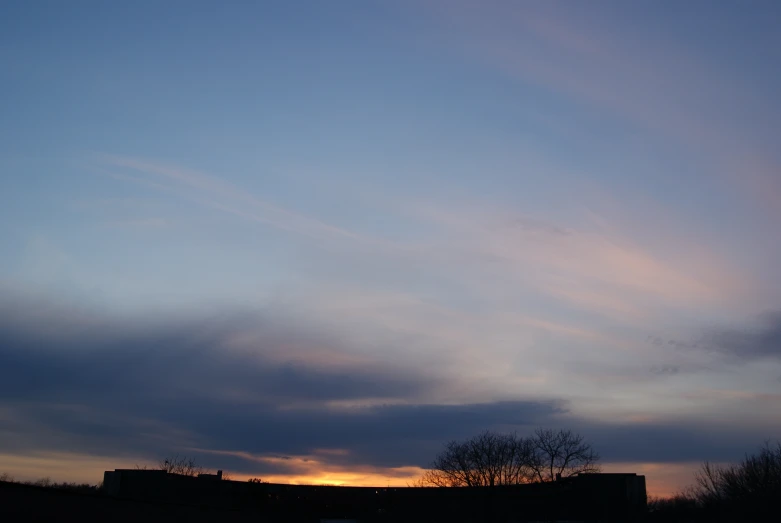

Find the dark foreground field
[[0, 481, 270, 523], [0, 476, 653, 522]]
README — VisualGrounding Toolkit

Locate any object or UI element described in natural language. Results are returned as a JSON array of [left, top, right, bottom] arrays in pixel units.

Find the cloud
[[97, 155, 382, 245], [93, 154, 757, 332], [703, 311, 781, 361], [2, 292, 778, 485], [0, 293, 562, 473], [423, 1, 781, 217], [0, 300, 437, 410], [649, 365, 679, 377], [414, 202, 748, 318], [579, 420, 766, 464]]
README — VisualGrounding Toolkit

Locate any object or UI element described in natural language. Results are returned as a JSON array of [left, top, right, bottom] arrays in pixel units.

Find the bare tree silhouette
[[647, 441, 781, 520], [691, 441, 781, 512], [157, 455, 204, 477], [422, 428, 601, 487], [528, 428, 601, 482], [422, 430, 533, 487]]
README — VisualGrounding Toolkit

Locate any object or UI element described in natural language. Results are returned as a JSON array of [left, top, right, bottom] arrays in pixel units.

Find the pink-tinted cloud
[[413, 202, 752, 317]]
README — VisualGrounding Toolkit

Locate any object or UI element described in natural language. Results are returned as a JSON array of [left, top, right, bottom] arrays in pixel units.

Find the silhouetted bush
[[647, 493, 699, 520], [691, 441, 781, 518]]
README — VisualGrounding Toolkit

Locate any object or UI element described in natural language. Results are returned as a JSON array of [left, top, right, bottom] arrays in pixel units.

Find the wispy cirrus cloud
[[411, 201, 752, 318], [96, 154, 383, 245], [422, 1, 781, 216], [95, 152, 760, 326], [88, 151, 767, 374]]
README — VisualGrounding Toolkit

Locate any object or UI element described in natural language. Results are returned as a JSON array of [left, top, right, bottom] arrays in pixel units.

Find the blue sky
[[1, 1, 781, 495]]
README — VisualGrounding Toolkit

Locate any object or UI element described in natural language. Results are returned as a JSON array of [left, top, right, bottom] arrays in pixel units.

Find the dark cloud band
[[1, 295, 778, 478]]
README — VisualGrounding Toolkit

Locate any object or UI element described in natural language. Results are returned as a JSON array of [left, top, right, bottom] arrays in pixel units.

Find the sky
[[1, 0, 781, 497]]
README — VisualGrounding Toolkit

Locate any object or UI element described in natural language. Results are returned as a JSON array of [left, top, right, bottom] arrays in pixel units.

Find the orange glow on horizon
[[188, 447, 428, 487], [230, 467, 427, 487], [0, 451, 700, 498], [602, 461, 699, 498]]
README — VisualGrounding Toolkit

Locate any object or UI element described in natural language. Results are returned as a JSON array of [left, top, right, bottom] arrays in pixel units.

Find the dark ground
[[0, 480, 271, 523], [0, 479, 663, 522]]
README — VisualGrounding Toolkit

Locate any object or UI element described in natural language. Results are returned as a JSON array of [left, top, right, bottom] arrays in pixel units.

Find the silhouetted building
[[103, 468, 647, 522], [197, 470, 223, 480]]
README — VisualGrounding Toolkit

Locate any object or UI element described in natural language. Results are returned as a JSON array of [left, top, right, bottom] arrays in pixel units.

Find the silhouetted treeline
[[649, 441, 781, 521], [647, 494, 700, 520]]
